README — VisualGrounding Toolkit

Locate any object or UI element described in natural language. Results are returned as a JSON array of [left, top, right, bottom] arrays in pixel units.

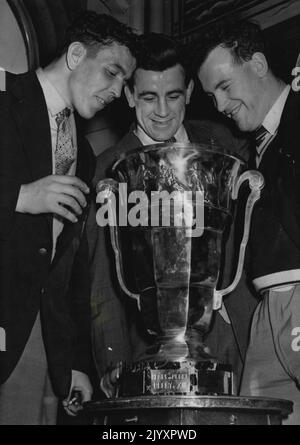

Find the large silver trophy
[[96, 143, 264, 397]]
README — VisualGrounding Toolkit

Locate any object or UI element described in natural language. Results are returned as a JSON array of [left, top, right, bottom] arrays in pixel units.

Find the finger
[[110, 368, 119, 384], [62, 393, 83, 416], [63, 405, 80, 416], [100, 375, 114, 398], [50, 184, 87, 209], [52, 201, 78, 223], [57, 194, 83, 216], [52, 175, 90, 194]]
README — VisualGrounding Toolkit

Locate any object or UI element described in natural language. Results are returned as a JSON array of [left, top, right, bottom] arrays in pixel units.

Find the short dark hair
[[127, 33, 191, 90], [191, 20, 268, 75], [61, 11, 138, 58]]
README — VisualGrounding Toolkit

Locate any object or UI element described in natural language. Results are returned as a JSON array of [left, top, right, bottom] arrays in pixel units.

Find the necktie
[[55, 108, 76, 175], [255, 125, 275, 167], [164, 136, 176, 143]]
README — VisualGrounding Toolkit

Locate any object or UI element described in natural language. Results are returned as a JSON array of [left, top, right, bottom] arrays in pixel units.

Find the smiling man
[[0, 11, 137, 424], [194, 20, 300, 424], [87, 33, 256, 398]]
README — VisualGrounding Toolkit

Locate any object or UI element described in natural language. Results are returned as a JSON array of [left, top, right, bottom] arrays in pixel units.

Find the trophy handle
[[213, 170, 264, 310], [96, 179, 141, 309]]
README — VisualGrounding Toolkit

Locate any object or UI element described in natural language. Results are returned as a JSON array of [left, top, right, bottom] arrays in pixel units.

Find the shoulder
[[93, 129, 140, 184], [186, 119, 250, 162]]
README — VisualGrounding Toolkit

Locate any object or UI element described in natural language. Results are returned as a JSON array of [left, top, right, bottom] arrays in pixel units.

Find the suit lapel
[[10, 72, 52, 181], [10, 72, 52, 235], [183, 121, 196, 143], [259, 90, 300, 249]]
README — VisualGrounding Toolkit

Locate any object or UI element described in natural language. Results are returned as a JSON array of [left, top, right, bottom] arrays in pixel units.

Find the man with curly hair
[[0, 11, 137, 424]]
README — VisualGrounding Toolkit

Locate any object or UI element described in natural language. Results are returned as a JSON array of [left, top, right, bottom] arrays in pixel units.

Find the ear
[[66, 42, 87, 70], [185, 79, 194, 105], [124, 85, 136, 108], [250, 52, 268, 78]]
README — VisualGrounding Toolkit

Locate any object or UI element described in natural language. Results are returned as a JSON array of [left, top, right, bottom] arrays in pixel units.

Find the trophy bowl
[[96, 143, 264, 396]]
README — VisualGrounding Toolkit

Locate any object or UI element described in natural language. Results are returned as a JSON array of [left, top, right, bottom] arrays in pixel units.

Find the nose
[[155, 98, 169, 117], [111, 79, 123, 99], [215, 91, 229, 114]]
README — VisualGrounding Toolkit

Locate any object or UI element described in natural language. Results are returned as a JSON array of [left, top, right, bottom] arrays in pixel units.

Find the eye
[[106, 69, 118, 78], [143, 96, 156, 102], [222, 84, 230, 92], [168, 94, 181, 100]]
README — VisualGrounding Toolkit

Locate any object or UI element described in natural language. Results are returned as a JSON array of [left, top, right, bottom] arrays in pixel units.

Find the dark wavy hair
[[190, 20, 269, 75], [60, 11, 138, 58], [127, 33, 191, 91]]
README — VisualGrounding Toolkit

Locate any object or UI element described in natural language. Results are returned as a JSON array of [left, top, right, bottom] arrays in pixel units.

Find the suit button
[[41, 288, 45, 295], [38, 248, 48, 256]]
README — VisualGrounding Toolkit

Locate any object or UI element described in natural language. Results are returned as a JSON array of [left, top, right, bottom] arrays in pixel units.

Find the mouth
[[226, 104, 241, 120], [152, 119, 172, 127], [95, 96, 115, 107], [95, 96, 106, 106]]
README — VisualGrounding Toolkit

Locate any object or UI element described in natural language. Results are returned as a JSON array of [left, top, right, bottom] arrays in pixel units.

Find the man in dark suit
[[195, 19, 300, 424], [87, 33, 257, 397], [0, 11, 137, 424]]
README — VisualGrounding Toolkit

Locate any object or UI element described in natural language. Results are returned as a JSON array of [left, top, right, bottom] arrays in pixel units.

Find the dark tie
[[164, 136, 176, 143], [55, 108, 76, 175], [254, 125, 274, 166]]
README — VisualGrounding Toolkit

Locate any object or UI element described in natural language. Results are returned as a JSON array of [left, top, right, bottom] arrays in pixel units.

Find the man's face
[[198, 45, 267, 132], [125, 64, 194, 141], [68, 42, 136, 119]]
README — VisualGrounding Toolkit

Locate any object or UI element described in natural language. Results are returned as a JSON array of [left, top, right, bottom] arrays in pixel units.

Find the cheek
[[138, 104, 153, 121], [172, 101, 185, 119], [71, 71, 89, 100]]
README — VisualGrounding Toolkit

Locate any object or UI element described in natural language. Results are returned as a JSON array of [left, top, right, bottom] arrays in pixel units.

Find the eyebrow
[[138, 89, 185, 98], [213, 79, 230, 90], [112, 63, 127, 77]]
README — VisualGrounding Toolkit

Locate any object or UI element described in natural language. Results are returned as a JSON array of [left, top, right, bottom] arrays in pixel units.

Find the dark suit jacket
[[247, 89, 300, 281], [0, 71, 95, 397], [87, 121, 257, 381]]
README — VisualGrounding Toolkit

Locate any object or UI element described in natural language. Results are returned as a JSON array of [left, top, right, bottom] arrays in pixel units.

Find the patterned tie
[[55, 108, 76, 175], [255, 125, 275, 167], [164, 136, 177, 143]]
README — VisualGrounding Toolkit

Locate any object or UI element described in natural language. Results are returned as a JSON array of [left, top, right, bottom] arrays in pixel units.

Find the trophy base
[[118, 360, 233, 397], [85, 395, 293, 425]]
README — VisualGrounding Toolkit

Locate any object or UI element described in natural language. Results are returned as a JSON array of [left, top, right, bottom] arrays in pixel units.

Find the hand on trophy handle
[[213, 170, 264, 310], [96, 179, 141, 309], [100, 362, 122, 399]]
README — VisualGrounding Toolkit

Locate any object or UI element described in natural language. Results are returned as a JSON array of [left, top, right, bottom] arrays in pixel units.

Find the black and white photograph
[[1, 0, 300, 428]]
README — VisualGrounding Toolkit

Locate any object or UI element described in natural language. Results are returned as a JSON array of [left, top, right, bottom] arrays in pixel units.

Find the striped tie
[[164, 137, 176, 143], [55, 108, 76, 175], [255, 125, 275, 167]]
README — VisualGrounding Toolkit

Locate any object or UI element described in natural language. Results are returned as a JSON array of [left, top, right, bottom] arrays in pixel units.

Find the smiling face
[[125, 64, 194, 141], [198, 45, 269, 132], [67, 42, 136, 119]]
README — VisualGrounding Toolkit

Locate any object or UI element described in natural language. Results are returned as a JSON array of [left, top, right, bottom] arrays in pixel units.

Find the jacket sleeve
[[0, 94, 24, 240], [86, 198, 133, 380], [68, 219, 94, 375]]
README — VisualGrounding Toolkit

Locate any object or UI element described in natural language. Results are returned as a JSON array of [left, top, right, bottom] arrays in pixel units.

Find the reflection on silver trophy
[[96, 143, 264, 396]]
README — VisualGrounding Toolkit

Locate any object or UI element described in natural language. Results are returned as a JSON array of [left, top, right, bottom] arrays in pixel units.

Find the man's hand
[[100, 362, 122, 398], [62, 370, 93, 416], [16, 175, 90, 223]]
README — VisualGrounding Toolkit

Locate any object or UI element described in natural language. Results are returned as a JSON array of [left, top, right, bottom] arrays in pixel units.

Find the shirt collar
[[36, 67, 73, 117], [262, 85, 290, 135], [134, 123, 189, 146]]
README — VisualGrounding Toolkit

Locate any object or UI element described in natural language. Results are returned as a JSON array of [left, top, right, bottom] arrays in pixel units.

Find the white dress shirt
[[36, 68, 77, 259]]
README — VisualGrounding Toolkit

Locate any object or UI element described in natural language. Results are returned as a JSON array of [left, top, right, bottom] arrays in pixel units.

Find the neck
[[43, 56, 72, 107], [262, 75, 287, 118]]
